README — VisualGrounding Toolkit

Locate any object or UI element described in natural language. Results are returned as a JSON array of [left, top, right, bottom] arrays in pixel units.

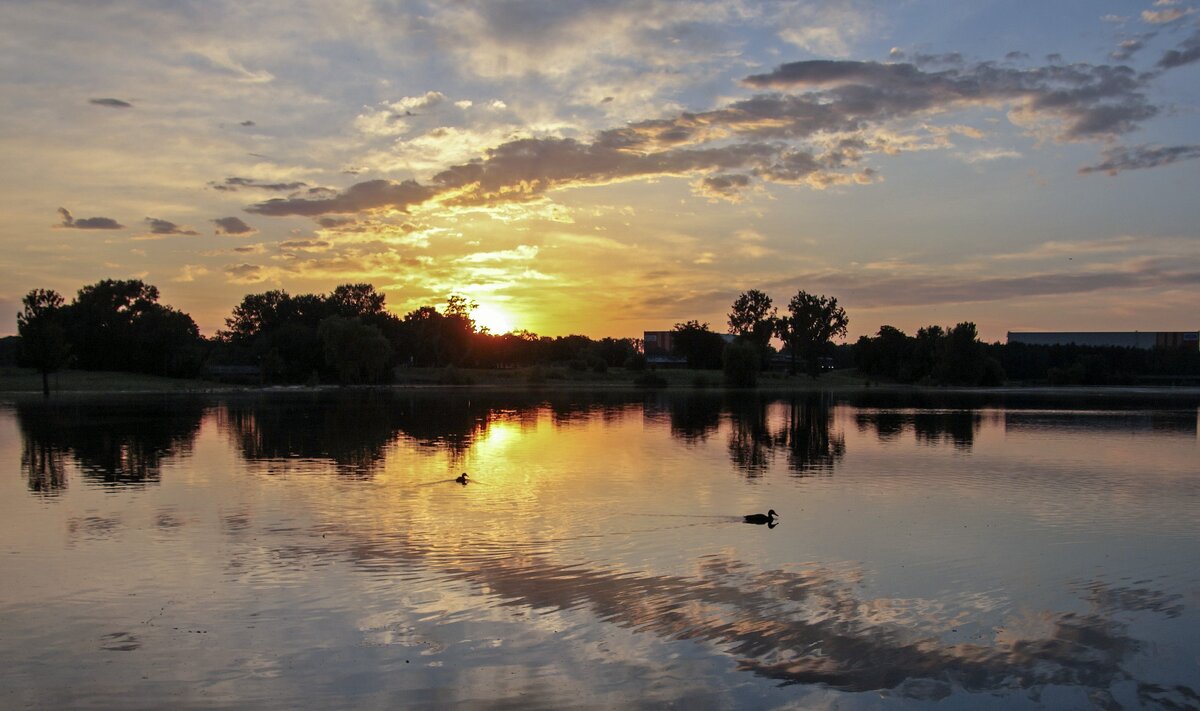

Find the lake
[[1, 390, 1198, 709]]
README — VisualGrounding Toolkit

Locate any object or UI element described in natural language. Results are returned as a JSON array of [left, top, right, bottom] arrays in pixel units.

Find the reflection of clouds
[[313, 516, 1184, 701]]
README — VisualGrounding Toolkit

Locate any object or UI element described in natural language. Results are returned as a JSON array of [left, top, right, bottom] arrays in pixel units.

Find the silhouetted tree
[[723, 340, 759, 387], [319, 316, 393, 384], [17, 289, 70, 397], [672, 320, 726, 369], [774, 291, 848, 377]]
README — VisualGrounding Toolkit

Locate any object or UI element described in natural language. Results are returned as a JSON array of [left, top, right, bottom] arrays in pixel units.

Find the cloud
[[1110, 37, 1148, 61], [213, 216, 257, 235], [457, 245, 539, 263], [696, 173, 753, 201], [239, 120, 255, 126], [1141, 7, 1192, 23], [1078, 144, 1200, 175], [144, 217, 198, 236], [89, 98, 131, 108], [224, 263, 266, 283], [246, 179, 437, 216], [214, 177, 310, 192], [278, 239, 330, 251], [56, 207, 123, 230], [1157, 28, 1200, 68], [171, 265, 209, 282], [237, 47, 1193, 222], [742, 58, 1159, 140]]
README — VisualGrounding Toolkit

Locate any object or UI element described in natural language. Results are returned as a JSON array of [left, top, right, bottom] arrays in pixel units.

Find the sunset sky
[[2, 0, 1198, 340]]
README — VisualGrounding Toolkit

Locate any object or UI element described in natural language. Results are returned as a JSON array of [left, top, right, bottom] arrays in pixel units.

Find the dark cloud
[[56, 207, 124, 230], [697, 173, 752, 200], [278, 239, 330, 250], [316, 216, 354, 228], [232, 245, 259, 253], [1078, 143, 1200, 175], [224, 263, 263, 281], [219, 177, 309, 192], [432, 138, 778, 205], [238, 50, 1196, 220], [245, 179, 437, 216], [89, 98, 131, 108], [145, 217, 198, 235], [743, 58, 1158, 140], [1157, 28, 1200, 68], [213, 216, 257, 235], [1005, 51, 1030, 61], [239, 120, 256, 126]]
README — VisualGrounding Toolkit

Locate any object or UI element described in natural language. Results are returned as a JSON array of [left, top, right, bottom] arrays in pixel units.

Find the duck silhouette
[[743, 509, 778, 526], [455, 473, 470, 485]]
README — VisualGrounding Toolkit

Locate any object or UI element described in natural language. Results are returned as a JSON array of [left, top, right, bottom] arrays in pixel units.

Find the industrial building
[[1007, 331, 1199, 350]]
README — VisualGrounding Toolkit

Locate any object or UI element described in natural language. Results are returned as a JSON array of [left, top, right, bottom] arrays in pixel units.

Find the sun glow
[[472, 303, 516, 334]]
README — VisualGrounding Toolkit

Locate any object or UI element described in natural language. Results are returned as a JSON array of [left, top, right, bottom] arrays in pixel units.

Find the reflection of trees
[[855, 411, 981, 450], [221, 391, 651, 475], [667, 394, 723, 444], [779, 394, 845, 474], [16, 398, 205, 490], [912, 411, 980, 450], [724, 394, 844, 476], [726, 396, 773, 475]]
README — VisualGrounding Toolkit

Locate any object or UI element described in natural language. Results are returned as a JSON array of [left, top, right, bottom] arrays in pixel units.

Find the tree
[[319, 316, 393, 384], [17, 289, 70, 397], [672, 320, 726, 369], [723, 340, 759, 388], [774, 291, 848, 377], [728, 289, 777, 348], [67, 279, 162, 371], [329, 283, 386, 319]]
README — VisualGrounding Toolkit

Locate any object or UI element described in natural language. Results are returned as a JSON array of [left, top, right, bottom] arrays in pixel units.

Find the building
[[642, 330, 675, 356], [1007, 331, 1199, 350]]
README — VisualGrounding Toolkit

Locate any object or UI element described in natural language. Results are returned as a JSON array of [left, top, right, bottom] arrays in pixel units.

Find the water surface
[[2, 391, 1198, 709]]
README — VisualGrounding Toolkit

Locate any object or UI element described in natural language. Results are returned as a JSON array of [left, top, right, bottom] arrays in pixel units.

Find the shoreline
[[3, 367, 1200, 401]]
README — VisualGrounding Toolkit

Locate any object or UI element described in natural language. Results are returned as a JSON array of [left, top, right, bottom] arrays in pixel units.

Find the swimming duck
[[455, 473, 470, 484], [743, 509, 778, 525]]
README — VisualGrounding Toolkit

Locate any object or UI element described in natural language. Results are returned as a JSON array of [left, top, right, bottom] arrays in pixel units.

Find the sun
[[472, 302, 516, 334]]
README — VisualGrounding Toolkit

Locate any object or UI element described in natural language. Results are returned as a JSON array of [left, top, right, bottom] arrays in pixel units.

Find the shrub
[[722, 340, 759, 388], [634, 370, 668, 388], [438, 365, 474, 385]]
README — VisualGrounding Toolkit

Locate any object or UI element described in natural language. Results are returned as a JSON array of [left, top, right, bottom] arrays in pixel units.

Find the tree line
[[14, 279, 644, 393], [13, 279, 1198, 394]]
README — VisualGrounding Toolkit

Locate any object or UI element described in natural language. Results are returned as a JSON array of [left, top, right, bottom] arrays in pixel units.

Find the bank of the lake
[[4, 365, 1200, 400]]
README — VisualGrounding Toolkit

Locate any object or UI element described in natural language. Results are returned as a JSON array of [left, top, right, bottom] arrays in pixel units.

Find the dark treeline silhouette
[[16, 280, 204, 394], [15, 279, 641, 387], [855, 323, 1005, 386], [15, 279, 1199, 389], [994, 341, 1200, 385], [219, 285, 641, 383], [856, 323, 1200, 386]]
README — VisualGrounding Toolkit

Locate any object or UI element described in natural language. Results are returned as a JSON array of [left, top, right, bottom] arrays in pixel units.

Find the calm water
[[2, 390, 1199, 710]]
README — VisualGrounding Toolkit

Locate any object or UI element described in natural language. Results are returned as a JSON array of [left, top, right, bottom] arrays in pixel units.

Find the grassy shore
[[0, 365, 873, 395], [4, 366, 1199, 398]]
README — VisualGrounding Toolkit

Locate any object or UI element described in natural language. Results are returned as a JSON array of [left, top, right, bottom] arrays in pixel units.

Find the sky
[[1, 0, 1198, 341]]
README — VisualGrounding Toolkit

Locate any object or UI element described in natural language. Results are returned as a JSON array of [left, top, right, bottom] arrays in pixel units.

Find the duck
[[455, 473, 470, 484], [743, 509, 778, 525]]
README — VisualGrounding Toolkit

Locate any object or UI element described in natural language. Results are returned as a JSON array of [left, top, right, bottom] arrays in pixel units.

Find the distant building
[[642, 330, 674, 356], [1007, 331, 1199, 350]]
